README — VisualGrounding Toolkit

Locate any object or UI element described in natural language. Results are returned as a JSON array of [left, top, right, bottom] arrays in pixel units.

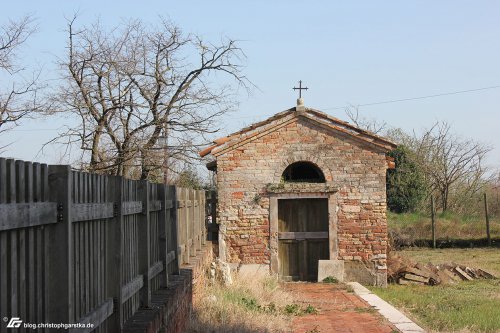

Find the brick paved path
[[285, 283, 398, 333]]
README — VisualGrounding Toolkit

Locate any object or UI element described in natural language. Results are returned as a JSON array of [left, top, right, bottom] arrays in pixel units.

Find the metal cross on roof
[[293, 80, 309, 98]]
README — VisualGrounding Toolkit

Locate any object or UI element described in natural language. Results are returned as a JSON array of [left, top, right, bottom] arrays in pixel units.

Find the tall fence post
[[201, 191, 207, 246], [193, 190, 203, 251], [189, 189, 196, 259], [484, 193, 491, 246], [431, 196, 436, 249], [107, 176, 124, 331], [138, 180, 151, 308], [170, 186, 180, 274], [47, 165, 74, 323], [158, 184, 169, 287], [184, 188, 191, 264]]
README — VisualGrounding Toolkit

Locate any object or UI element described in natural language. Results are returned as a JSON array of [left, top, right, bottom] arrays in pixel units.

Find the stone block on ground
[[317, 259, 344, 282]]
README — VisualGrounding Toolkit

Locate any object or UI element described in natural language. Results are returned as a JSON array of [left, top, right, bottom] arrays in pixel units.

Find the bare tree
[[390, 121, 492, 212], [51, 16, 251, 180], [0, 15, 44, 141], [344, 105, 387, 134]]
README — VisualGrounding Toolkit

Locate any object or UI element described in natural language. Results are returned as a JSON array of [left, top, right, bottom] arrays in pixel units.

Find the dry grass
[[399, 247, 500, 276], [187, 272, 294, 333]]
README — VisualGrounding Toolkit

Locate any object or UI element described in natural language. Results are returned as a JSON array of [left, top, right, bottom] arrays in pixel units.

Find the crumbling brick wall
[[215, 116, 388, 282]]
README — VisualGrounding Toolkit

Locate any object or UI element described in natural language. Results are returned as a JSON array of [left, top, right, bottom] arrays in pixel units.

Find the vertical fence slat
[[168, 185, 180, 275], [138, 180, 151, 307], [7, 159, 18, 317], [35, 227, 43, 322], [89, 177, 95, 314], [74, 220, 80, 319], [0, 232, 7, 333], [107, 176, 123, 331], [16, 161, 27, 319], [48, 165, 74, 323], [0, 167, 7, 332], [24, 162, 35, 322], [184, 188, 190, 264], [0, 159, 7, 328], [158, 184, 168, 287]]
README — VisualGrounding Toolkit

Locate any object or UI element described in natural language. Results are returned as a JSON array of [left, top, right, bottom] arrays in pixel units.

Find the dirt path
[[285, 283, 398, 333]]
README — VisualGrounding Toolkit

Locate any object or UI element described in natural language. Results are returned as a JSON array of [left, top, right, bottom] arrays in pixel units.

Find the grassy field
[[371, 248, 500, 333], [388, 212, 500, 247]]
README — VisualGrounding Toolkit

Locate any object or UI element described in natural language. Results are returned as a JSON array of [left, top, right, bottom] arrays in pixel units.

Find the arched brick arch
[[274, 153, 333, 182]]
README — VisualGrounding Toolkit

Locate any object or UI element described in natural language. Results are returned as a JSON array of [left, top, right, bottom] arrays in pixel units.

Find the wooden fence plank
[[121, 275, 143, 304], [35, 228, 43, 323], [148, 261, 163, 280], [27, 228, 35, 322], [0, 158, 6, 203], [71, 203, 114, 222], [25, 162, 34, 321], [47, 165, 74, 323], [0, 232, 8, 326], [107, 176, 123, 331], [0, 202, 58, 231], [158, 185, 169, 287], [148, 200, 162, 212], [168, 185, 180, 275], [138, 180, 151, 308], [7, 159, 18, 316], [122, 201, 142, 216], [74, 222, 80, 319], [69, 298, 113, 333]]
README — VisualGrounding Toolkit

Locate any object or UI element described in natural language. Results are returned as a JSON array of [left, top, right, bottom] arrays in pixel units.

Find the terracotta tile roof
[[199, 106, 397, 157]]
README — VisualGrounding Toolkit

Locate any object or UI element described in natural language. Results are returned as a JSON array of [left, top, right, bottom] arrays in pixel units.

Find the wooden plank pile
[[387, 252, 497, 286]]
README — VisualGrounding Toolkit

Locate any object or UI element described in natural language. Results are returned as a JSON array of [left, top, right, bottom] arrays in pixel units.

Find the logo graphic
[[6, 317, 22, 328]]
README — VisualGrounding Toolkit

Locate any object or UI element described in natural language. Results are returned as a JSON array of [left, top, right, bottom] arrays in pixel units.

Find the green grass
[[388, 212, 500, 245], [371, 248, 500, 333], [322, 276, 339, 283], [372, 280, 500, 333]]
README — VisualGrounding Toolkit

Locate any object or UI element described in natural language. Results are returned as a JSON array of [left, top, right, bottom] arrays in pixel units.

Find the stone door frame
[[269, 191, 338, 275]]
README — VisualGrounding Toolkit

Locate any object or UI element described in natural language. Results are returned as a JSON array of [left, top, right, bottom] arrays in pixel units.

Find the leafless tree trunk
[[51, 16, 251, 180]]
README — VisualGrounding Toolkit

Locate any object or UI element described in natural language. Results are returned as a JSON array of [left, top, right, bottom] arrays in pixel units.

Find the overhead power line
[[227, 84, 500, 120], [321, 84, 500, 111]]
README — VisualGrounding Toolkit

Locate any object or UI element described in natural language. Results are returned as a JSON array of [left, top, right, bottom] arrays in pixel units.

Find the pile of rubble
[[387, 252, 497, 286]]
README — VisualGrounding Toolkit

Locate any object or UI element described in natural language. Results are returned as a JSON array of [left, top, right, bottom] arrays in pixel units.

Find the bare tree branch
[[344, 104, 387, 135], [0, 14, 46, 144], [50, 16, 252, 180]]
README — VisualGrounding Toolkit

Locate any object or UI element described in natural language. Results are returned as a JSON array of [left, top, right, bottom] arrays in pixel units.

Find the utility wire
[[231, 84, 500, 119], [321, 84, 500, 111]]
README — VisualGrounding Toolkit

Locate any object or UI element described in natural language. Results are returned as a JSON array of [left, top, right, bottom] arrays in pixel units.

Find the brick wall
[[215, 116, 388, 278]]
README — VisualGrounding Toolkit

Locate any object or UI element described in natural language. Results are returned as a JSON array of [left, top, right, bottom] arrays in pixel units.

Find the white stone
[[348, 282, 426, 333], [317, 260, 344, 282]]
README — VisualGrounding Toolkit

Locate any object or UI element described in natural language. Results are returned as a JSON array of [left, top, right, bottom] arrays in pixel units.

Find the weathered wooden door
[[278, 198, 329, 281]]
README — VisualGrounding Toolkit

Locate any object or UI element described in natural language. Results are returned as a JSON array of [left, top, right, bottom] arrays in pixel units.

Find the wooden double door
[[278, 198, 329, 281]]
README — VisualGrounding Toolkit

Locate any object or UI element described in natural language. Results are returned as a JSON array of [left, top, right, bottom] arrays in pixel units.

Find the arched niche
[[282, 161, 326, 183]]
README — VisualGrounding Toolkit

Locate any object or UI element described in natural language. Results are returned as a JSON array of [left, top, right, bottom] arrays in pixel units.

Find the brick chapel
[[200, 97, 396, 286]]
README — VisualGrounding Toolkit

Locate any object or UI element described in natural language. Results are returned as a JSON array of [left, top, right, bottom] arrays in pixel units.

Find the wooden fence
[[0, 158, 207, 332]]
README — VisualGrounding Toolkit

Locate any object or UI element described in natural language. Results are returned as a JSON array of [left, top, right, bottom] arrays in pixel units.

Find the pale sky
[[2, 1, 500, 169]]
